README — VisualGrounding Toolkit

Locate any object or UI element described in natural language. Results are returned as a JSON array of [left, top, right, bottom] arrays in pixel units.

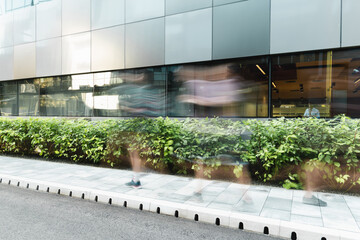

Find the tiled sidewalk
[[0, 156, 359, 239]]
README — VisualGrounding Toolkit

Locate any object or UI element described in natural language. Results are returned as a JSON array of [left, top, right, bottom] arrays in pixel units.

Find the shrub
[[0, 116, 358, 192]]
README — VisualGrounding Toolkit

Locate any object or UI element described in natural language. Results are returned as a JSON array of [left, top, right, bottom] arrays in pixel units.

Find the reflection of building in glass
[[0, 0, 359, 118]]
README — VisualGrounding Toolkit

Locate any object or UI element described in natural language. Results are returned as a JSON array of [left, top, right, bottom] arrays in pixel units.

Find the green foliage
[[0, 115, 359, 192]]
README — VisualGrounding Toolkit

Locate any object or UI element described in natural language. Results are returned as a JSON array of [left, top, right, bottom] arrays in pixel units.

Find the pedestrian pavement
[[0, 155, 359, 240]]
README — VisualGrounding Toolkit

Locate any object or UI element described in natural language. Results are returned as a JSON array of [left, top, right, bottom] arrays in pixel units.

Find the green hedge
[[0, 116, 359, 191]]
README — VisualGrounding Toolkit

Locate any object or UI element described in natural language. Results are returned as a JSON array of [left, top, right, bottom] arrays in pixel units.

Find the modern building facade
[[0, 0, 359, 118]]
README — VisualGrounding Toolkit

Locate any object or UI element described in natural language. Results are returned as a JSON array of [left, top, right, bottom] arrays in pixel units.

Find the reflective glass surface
[[38, 74, 93, 116], [93, 67, 166, 117], [0, 81, 17, 116], [19, 79, 39, 116], [168, 58, 269, 117], [272, 49, 360, 117]]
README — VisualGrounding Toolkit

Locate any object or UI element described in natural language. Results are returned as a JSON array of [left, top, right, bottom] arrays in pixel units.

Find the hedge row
[[0, 116, 359, 191]]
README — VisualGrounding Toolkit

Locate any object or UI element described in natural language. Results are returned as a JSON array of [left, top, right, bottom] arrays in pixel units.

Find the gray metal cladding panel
[[165, 8, 212, 64], [0, 12, 13, 48], [36, 0, 62, 40], [0, 47, 13, 81], [91, 0, 125, 30], [342, 0, 360, 47], [213, 0, 270, 60], [125, 0, 165, 23], [62, 0, 91, 36], [91, 25, 125, 72], [14, 43, 36, 79], [213, 0, 246, 6], [36, 38, 62, 77], [270, 0, 341, 54], [125, 18, 165, 68], [165, 0, 212, 15], [62, 32, 91, 75], [13, 7, 35, 45]]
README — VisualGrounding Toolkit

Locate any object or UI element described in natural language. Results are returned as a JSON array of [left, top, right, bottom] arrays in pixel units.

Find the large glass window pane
[[13, 0, 25, 9], [19, 79, 39, 116], [168, 58, 269, 117], [94, 68, 166, 117], [39, 74, 93, 117], [272, 51, 333, 118], [5, 0, 12, 12], [332, 49, 360, 117], [0, 81, 18, 116]]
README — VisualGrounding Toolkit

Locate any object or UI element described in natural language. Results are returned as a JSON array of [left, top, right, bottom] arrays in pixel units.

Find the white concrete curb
[[0, 174, 358, 240]]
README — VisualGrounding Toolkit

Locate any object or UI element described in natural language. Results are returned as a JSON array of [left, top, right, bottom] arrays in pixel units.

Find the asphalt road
[[0, 184, 283, 240]]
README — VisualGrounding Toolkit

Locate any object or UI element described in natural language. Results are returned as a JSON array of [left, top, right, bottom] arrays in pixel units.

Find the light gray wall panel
[[213, 0, 270, 59], [125, 18, 165, 68], [271, 0, 341, 54], [165, 8, 212, 64], [36, 38, 61, 77], [0, 12, 13, 48], [0, 47, 13, 81], [62, 32, 91, 74], [36, 0, 61, 40], [342, 0, 360, 47], [213, 0, 244, 6], [91, 25, 125, 72], [165, 0, 212, 15], [13, 7, 35, 45], [14, 43, 36, 79], [91, 0, 125, 30], [62, 0, 90, 35], [125, 0, 164, 23]]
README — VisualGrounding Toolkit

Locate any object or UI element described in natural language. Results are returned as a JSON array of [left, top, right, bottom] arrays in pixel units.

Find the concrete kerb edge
[[0, 173, 359, 240]]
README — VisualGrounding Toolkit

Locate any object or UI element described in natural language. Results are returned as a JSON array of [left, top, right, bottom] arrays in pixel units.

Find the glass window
[[39, 74, 94, 117], [272, 49, 360, 118], [13, 0, 25, 9], [5, 0, 12, 12], [332, 49, 360, 117], [93, 67, 166, 117], [0, 81, 18, 116], [272, 52, 332, 118], [19, 79, 39, 116], [168, 58, 269, 117]]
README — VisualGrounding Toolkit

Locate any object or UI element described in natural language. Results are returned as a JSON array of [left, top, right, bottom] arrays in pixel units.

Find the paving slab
[[0, 155, 359, 240]]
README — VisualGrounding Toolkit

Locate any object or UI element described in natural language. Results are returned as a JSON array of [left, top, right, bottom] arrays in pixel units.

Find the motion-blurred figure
[[176, 63, 250, 117], [116, 70, 164, 188]]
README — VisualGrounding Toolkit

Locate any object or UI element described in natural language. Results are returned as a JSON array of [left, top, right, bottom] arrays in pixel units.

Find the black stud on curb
[[26, 183, 29, 188], [174, 210, 179, 218], [291, 232, 297, 240], [263, 226, 269, 235], [108, 198, 112, 205], [239, 222, 244, 230], [123, 201, 127, 207], [194, 214, 199, 221], [139, 204, 143, 211], [215, 218, 220, 226], [95, 196, 98, 202], [17, 182, 20, 187], [156, 207, 160, 214], [81, 193, 85, 199]]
